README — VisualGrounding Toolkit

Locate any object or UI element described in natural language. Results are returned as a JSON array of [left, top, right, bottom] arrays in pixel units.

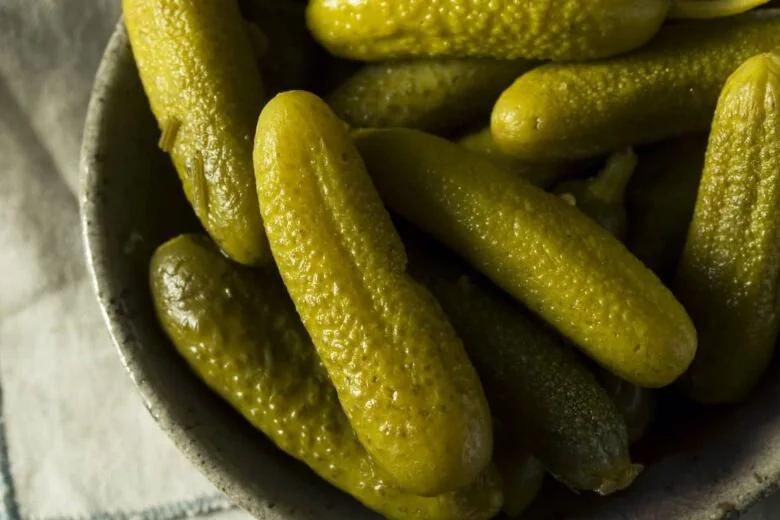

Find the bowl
[[81, 19, 780, 520]]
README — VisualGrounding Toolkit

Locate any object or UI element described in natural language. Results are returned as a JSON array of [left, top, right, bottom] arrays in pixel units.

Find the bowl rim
[[80, 16, 780, 520], [79, 19, 283, 519]]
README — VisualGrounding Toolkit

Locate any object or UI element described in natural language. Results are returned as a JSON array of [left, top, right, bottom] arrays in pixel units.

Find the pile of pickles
[[127, 0, 780, 518]]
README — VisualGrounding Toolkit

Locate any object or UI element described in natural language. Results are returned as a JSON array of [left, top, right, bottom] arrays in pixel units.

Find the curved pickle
[[675, 53, 780, 403], [150, 234, 503, 520], [253, 91, 493, 496], [328, 58, 535, 135], [492, 11, 780, 162], [552, 149, 657, 439], [307, 0, 669, 61], [354, 128, 697, 388], [123, 0, 269, 265]]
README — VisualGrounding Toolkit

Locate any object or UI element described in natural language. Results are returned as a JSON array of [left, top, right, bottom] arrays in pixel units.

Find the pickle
[[150, 234, 503, 520], [492, 11, 780, 162], [675, 53, 780, 403], [354, 128, 697, 388], [124, 0, 269, 265], [403, 232, 640, 495], [328, 58, 535, 135], [253, 91, 493, 495]]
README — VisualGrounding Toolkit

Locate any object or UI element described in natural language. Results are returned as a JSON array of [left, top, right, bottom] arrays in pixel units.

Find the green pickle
[[554, 148, 637, 241], [149, 234, 503, 520], [458, 127, 576, 189], [675, 53, 780, 404], [403, 233, 641, 495], [253, 91, 493, 496], [124, 0, 269, 265], [306, 0, 669, 62], [354, 128, 697, 388], [492, 11, 780, 162], [328, 58, 535, 135], [627, 136, 707, 280], [552, 149, 657, 440]]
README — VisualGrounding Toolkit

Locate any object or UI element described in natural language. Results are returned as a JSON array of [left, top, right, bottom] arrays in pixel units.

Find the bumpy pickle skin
[[123, 0, 269, 265], [354, 128, 697, 388], [328, 58, 535, 135], [149, 234, 503, 520], [675, 53, 780, 404], [403, 234, 641, 495], [492, 10, 780, 162], [253, 91, 493, 496], [627, 136, 708, 280], [306, 0, 669, 62], [458, 127, 576, 189], [552, 150, 657, 441]]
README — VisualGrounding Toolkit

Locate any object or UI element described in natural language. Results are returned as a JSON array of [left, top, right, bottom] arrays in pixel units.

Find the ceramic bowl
[[81, 19, 780, 520]]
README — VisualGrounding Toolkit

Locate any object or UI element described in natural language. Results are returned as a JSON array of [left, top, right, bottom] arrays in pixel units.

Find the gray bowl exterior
[[81, 20, 780, 520]]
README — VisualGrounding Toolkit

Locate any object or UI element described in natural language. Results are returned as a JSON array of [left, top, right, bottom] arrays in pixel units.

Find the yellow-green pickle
[[676, 53, 780, 404], [627, 136, 708, 280], [253, 91, 493, 496], [306, 0, 669, 62], [403, 232, 641, 496], [124, 0, 269, 265], [552, 149, 658, 441], [458, 128, 577, 189], [354, 128, 697, 388], [149, 234, 503, 520], [492, 10, 780, 162], [328, 58, 535, 135]]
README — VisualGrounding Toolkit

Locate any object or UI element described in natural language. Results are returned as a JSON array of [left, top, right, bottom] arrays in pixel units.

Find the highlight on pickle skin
[[123, 0, 271, 266], [306, 0, 669, 62], [353, 127, 697, 389], [148, 234, 504, 520], [490, 11, 780, 162], [252, 90, 494, 496], [675, 52, 780, 404]]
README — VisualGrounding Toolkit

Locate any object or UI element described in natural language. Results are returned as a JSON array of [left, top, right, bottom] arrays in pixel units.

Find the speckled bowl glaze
[[82, 19, 780, 520]]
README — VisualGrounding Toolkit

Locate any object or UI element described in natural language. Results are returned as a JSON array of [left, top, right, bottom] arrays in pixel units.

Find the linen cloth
[[0, 0, 249, 517]]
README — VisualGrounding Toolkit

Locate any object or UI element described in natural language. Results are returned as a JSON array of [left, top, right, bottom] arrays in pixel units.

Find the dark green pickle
[[149, 234, 503, 520], [555, 149, 657, 440], [402, 230, 641, 496]]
